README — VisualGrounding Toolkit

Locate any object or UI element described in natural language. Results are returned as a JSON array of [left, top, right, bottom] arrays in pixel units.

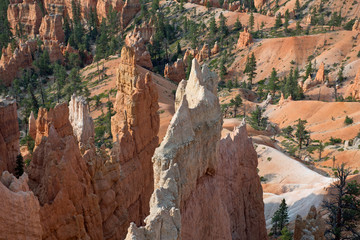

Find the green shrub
[[344, 115, 353, 125]]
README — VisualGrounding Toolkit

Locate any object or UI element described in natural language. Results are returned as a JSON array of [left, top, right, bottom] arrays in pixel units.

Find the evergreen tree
[[279, 226, 292, 240], [295, 0, 300, 12], [87, 7, 98, 41], [219, 55, 227, 79], [284, 10, 290, 32], [296, 21, 302, 35], [337, 64, 344, 82], [234, 17, 242, 31], [33, 50, 52, 76], [53, 63, 67, 102], [322, 164, 360, 240], [209, 16, 217, 37], [229, 94, 242, 117], [248, 12, 255, 31], [95, 20, 109, 61], [249, 105, 268, 130], [271, 199, 289, 236], [305, 60, 312, 78], [177, 41, 182, 56], [226, 79, 233, 89], [267, 68, 279, 95], [65, 68, 82, 100], [63, 16, 72, 44], [295, 118, 309, 150], [219, 13, 229, 36], [243, 52, 257, 88], [0, 0, 12, 57], [15, 154, 24, 178], [275, 14, 282, 29]]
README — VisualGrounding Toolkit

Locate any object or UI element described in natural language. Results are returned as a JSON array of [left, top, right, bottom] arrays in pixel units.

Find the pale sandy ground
[[257, 144, 333, 228], [266, 100, 360, 141]]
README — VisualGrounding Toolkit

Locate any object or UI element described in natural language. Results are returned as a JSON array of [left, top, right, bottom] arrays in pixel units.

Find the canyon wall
[[0, 98, 20, 174], [27, 103, 103, 240], [126, 59, 267, 240]]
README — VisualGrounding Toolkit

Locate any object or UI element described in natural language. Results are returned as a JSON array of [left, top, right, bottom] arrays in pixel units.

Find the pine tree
[[53, 63, 67, 102], [229, 94, 242, 117], [267, 68, 278, 95], [0, 0, 12, 57], [284, 10, 290, 32], [209, 16, 217, 37], [15, 154, 24, 178], [33, 50, 52, 76], [248, 12, 255, 31], [243, 52, 257, 88], [249, 105, 268, 130], [87, 7, 98, 41], [295, 118, 309, 150], [219, 13, 229, 36], [296, 21, 302, 35], [305, 61, 312, 78], [322, 164, 360, 240], [95, 20, 109, 61], [275, 14, 282, 29], [295, 0, 300, 12], [337, 64, 344, 82], [219, 55, 227, 79], [271, 199, 289, 236], [279, 226, 292, 240], [234, 17, 242, 31]]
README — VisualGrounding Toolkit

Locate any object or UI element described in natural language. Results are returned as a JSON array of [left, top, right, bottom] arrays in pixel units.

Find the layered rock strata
[[126, 59, 267, 240], [0, 97, 20, 174], [27, 103, 104, 239], [39, 14, 65, 42], [0, 171, 42, 239]]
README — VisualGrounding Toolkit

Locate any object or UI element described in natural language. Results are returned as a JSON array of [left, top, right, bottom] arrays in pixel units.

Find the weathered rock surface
[[0, 39, 37, 86], [0, 171, 42, 239], [211, 41, 219, 55], [196, 43, 210, 62], [125, 59, 266, 240], [39, 14, 65, 42], [121, 0, 141, 28], [294, 206, 325, 240], [254, 0, 266, 9], [89, 45, 159, 240], [28, 103, 103, 240], [237, 27, 253, 48], [353, 19, 360, 31], [7, 0, 43, 36], [164, 59, 186, 83], [69, 95, 94, 144], [125, 26, 153, 69], [347, 68, 360, 99], [0, 97, 20, 174], [303, 62, 325, 91]]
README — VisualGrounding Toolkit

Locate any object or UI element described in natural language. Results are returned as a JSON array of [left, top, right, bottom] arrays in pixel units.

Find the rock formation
[[87, 45, 159, 239], [0, 97, 20, 174], [69, 95, 94, 144], [347, 68, 360, 99], [303, 62, 325, 91], [211, 41, 220, 55], [39, 14, 65, 42], [0, 171, 42, 239], [121, 0, 141, 28], [183, 48, 198, 66], [294, 206, 325, 240], [125, 59, 267, 240], [196, 43, 210, 62], [164, 59, 186, 83], [28, 103, 103, 240], [315, 62, 325, 83], [237, 27, 253, 48], [353, 19, 360, 31], [7, 0, 43, 36], [0, 39, 37, 86], [43, 40, 65, 62], [125, 26, 153, 69]]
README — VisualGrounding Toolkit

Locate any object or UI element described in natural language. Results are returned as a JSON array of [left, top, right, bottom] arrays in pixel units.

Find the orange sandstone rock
[[237, 27, 253, 49], [39, 14, 65, 42], [0, 97, 20, 174], [294, 206, 326, 240], [164, 59, 186, 83]]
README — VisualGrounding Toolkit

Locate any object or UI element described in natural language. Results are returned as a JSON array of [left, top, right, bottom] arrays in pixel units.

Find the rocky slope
[[126, 59, 266, 240]]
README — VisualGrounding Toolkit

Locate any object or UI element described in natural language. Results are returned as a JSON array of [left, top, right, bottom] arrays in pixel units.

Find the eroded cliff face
[[27, 103, 103, 240], [126, 59, 267, 240], [347, 68, 360, 99], [39, 14, 65, 42], [164, 59, 186, 83], [7, 0, 43, 36], [0, 172, 42, 239], [0, 97, 20, 174], [88, 45, 159, 239]]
